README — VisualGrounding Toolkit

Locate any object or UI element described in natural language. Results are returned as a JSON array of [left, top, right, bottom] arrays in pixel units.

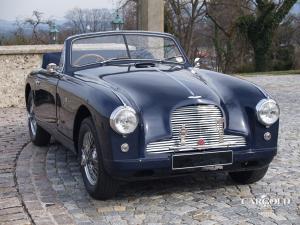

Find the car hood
[[75, 64, 271, 148], [76, 64, 221, 105], [75, 64, 225, 141]]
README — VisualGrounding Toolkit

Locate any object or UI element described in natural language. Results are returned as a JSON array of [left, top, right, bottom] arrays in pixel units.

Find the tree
[[64, 8, 113, 34], [237, 0, 297, 72], [270, 16, 295, 70], [165, 0, 206, 59], [203, 0, 253, 73], [293, 14, 300, 46], [12, 19, 29, 45], [25, 11, 52, 44], [119, 0, 138, 30]]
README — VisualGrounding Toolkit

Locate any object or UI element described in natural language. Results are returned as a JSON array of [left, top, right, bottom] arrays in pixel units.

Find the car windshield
[[71, 34, 184, 67]]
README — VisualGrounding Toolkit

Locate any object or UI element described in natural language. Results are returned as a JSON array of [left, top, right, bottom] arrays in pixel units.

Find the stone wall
[[0, 45, 63, 108]]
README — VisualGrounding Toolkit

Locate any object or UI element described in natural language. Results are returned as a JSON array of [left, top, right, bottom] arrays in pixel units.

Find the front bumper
[[103, 148, 277, 180]]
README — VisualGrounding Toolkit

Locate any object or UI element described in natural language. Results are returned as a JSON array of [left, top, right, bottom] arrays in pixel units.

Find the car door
[[56, 75, 84, 139], [34, 70, 59, 129]]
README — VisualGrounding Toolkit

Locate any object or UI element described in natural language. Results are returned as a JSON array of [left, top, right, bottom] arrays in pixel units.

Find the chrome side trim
[[110, 89, 127, 106], [188, 96, 202, 99]]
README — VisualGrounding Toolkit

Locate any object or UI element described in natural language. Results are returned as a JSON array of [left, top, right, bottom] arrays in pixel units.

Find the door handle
[[35, 80, 40, 86]]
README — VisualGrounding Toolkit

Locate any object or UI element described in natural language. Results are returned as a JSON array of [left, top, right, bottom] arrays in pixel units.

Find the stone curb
[[16, 143, 75, 225]]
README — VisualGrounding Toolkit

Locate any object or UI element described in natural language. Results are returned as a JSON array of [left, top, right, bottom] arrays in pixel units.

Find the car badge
[[197, 138, 205, 146], [179, 124, 188, 145], [216, 118, 224, 143]]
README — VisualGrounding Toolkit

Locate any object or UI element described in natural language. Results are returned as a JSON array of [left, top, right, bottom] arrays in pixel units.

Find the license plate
[[172, 150, 233, 170]]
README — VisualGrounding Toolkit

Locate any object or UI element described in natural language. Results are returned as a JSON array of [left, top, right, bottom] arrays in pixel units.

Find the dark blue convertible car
[[25, 31, 280, 199]]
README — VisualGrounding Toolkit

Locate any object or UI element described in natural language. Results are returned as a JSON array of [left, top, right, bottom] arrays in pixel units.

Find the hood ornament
[[188, 96, 202, 99]]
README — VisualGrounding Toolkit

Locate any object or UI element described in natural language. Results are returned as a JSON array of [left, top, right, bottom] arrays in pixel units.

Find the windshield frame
[[69, 32, 187, 68]]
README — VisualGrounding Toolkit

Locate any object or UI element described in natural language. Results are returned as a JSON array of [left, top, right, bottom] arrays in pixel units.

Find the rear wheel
[[27, 92, 51, 146], [229, 166, 269, 184], [78, 117, 118, 200]]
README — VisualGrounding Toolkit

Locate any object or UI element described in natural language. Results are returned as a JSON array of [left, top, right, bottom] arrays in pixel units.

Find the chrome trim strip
[[188, 96, 202, 99], [169, 141, 240, 151], [110, 89, 127, 106]]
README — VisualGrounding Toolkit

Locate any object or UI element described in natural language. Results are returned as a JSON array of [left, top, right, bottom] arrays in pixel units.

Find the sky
[[294, 2, 300, 12], [0, 0, 117, 21], [0, 0, 299, 21]]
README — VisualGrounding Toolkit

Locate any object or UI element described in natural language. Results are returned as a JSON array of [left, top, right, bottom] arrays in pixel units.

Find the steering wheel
[[73, 54, 106, 66]]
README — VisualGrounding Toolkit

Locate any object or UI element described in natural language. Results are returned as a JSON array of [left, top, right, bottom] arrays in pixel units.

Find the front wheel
[[27, 92, 51, 146], [78, 117, 119, 200], [229, 166, 269, 184]]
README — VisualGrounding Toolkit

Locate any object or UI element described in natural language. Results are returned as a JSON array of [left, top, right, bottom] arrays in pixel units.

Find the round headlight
[[256, 99, 280, 126], [110, 106, 138, 134]]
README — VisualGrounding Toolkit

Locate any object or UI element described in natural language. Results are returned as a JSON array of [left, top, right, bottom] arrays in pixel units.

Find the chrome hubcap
[[81, 131, 99, 186], [28, 100, 37, 137]]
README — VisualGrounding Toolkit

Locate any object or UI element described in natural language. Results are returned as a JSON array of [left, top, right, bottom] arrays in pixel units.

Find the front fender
[[70, 80, 142, 163], [196, 69, 279, 150]]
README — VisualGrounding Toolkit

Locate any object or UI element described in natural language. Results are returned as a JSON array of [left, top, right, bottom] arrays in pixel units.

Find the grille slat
[[146, 105, 246, 154]]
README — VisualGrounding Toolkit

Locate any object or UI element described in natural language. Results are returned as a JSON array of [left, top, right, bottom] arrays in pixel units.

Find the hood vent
[[134, 62, 155, 68]]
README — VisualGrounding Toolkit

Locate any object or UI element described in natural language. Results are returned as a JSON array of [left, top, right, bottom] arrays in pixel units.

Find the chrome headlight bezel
[[256, 99, 280, 126], [110, 106, 138, 135]]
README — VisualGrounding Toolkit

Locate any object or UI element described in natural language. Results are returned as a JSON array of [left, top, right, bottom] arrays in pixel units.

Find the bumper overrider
[[103, 146, 277, 180]]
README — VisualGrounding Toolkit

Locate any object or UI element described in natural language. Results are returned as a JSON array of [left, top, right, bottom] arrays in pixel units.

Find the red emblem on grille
[[197, 138, 205, 146]]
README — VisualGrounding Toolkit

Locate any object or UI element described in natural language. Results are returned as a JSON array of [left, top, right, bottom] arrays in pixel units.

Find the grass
[[236, 70, 300, 76]]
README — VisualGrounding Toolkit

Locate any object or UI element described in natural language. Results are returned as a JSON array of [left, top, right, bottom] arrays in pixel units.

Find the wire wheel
[[81, 131, 99, 186], [28, 97, 37, 137]]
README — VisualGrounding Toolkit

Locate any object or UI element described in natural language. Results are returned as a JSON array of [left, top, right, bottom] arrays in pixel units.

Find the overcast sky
[[1, 0, 299, 21], [0, 0, 116, 21]]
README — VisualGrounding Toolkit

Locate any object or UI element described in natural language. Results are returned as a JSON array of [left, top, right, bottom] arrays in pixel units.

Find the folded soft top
[[42, 52, 61, 69]]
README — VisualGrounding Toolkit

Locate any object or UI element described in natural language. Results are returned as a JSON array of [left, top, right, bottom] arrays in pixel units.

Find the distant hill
[[0, 19, 66, 37], [0, 20, 17, 35]]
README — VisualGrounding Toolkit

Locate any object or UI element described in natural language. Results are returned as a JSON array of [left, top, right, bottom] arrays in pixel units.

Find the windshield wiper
[[100, 57, 130, 65], [161, 55, 184, 63]]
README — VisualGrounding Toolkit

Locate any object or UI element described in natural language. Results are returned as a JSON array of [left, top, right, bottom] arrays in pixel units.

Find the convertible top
[[42, 52, 61, 69]]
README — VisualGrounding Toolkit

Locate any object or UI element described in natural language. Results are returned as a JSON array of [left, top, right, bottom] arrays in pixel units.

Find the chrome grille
[[146, 105, 246, 154]]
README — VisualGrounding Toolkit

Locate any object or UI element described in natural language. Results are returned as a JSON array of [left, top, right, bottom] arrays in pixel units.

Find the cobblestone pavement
[[1, 75, 300, 225], [0, 108, 31, 224]]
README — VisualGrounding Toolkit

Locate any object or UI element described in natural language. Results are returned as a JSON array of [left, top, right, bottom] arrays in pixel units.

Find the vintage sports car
[[25, 31, 279, 199]]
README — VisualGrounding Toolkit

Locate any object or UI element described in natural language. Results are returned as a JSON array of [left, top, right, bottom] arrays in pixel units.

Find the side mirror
[[46, 63, 58, 74], [194, 57, 200, 67]]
